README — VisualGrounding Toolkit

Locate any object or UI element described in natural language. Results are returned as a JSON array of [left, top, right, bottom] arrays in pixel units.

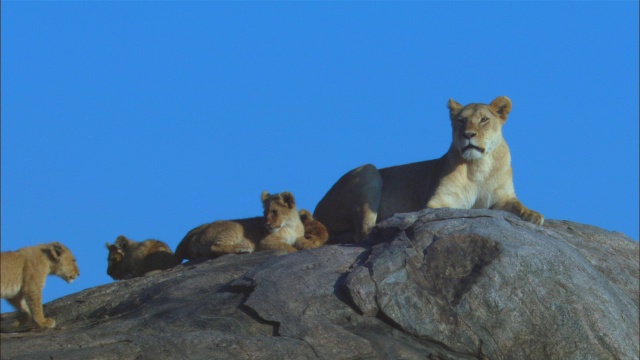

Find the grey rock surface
[[1, 209, 638, 360]]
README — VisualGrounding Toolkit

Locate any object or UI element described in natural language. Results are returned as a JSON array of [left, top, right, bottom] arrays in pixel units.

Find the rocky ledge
[[1, 209, 638, 360]]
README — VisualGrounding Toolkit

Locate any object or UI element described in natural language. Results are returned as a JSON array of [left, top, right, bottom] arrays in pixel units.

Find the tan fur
[[294, 209, 329, 250], [174, 218, 263, 261], [175, 191, 306, 261], [105, 236, 177, 280], [1, 242, 80, 329], [314, 96, 544, 243], [258, 191, 306, 253]]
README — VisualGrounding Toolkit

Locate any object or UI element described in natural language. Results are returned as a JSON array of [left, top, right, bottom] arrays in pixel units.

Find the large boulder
[[1, 209, 637, 359]]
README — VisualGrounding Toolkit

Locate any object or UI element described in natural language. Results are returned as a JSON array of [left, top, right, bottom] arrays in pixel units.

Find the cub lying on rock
[[175, 191, 306, 262], [105, 236, 177, 280], [314, 96, 544, 243], [1, 242, 80, 329], [294, 210, 329, 250]]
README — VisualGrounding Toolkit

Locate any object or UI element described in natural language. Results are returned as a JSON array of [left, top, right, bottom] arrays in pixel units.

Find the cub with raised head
[[258, 191, 306, 253], [294, 209, 329, 250], [105, 236, 177, 280], [1, 242, 80, 329], [174, 190, 305, 261], [314, 96, 544, 243]]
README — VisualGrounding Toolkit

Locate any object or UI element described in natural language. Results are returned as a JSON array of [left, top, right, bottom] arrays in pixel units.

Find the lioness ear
[[280, 192, 296, 208], [489, 96, 512, 122], [447, 98, 463, 119], [261, 190, 271, 203]]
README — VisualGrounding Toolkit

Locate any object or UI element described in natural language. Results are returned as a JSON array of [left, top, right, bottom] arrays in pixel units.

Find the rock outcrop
[[1, 209, 638, 360]]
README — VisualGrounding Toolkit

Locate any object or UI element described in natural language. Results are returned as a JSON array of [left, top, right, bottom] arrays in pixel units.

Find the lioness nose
[[464, 131, 477, 139]]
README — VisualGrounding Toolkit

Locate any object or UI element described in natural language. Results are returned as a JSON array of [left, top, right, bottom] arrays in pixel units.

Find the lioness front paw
[[521, 209, 544, 226]]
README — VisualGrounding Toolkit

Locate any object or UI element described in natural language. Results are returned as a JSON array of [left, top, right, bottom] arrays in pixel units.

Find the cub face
[[448, 96, 511, 161], [105, 243, 125, 280], [261, 191, 297, 232], [48, 242, 80, 283]]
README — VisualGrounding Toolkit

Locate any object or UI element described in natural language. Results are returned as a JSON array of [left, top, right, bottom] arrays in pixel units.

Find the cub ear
[[489, 96, 512, 122], [447, 98, 463, 119], [280, 192, 296, 208], [43, 242, 64, 262], [299, 209, 312, 221], [115, 235, 130, 250], [52, 242, 65, 257], [261, 190, 271, 203]]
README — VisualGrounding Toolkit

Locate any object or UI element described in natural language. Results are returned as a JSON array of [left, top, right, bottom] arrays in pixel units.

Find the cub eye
[[480, 117, 489, 123]]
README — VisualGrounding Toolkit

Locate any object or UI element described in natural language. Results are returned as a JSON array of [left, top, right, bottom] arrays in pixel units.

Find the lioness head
[[261, 191, 298, 232], [448, 96, 511, 161], [105, 242, 125, 280], [46, 242, 80, 283]]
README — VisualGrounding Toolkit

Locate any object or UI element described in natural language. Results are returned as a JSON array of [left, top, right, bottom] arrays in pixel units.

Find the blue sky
[[2, 2, 638, 311]]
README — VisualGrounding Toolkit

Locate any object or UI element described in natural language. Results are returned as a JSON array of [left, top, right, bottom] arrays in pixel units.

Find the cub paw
[[234, 247, 253, 254], [521, 209, 544, 226], [43, 318, 56, 329]]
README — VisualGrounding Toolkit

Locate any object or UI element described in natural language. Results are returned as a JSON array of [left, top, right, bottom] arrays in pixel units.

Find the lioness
[[294, 209, 330, 250], [174, 191, 305, 262], [105, 236, 177, 280], [314, 96, 544, 243], [1, 242, 80, 329]]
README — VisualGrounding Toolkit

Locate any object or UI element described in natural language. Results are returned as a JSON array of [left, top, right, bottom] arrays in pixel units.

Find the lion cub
[[105, 235, 177, 280], [174, 191, 305, 262], [294, 209, 329, 250], [1, 242, 80, 329]]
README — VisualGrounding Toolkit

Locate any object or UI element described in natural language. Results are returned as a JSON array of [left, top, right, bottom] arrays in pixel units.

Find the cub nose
[[464, 131, 477, 139]]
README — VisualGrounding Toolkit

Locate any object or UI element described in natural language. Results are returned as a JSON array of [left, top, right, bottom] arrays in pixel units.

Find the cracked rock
[[1, 209, 638, 360]]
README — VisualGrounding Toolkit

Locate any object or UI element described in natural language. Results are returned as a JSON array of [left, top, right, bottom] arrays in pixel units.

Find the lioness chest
[[378, 152, 511, 218], [427, 155, 512, 210]]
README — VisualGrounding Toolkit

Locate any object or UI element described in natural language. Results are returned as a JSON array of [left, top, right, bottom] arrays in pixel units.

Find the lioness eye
[[480, 117, 489, 123], [457, 118, 465, 125]]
